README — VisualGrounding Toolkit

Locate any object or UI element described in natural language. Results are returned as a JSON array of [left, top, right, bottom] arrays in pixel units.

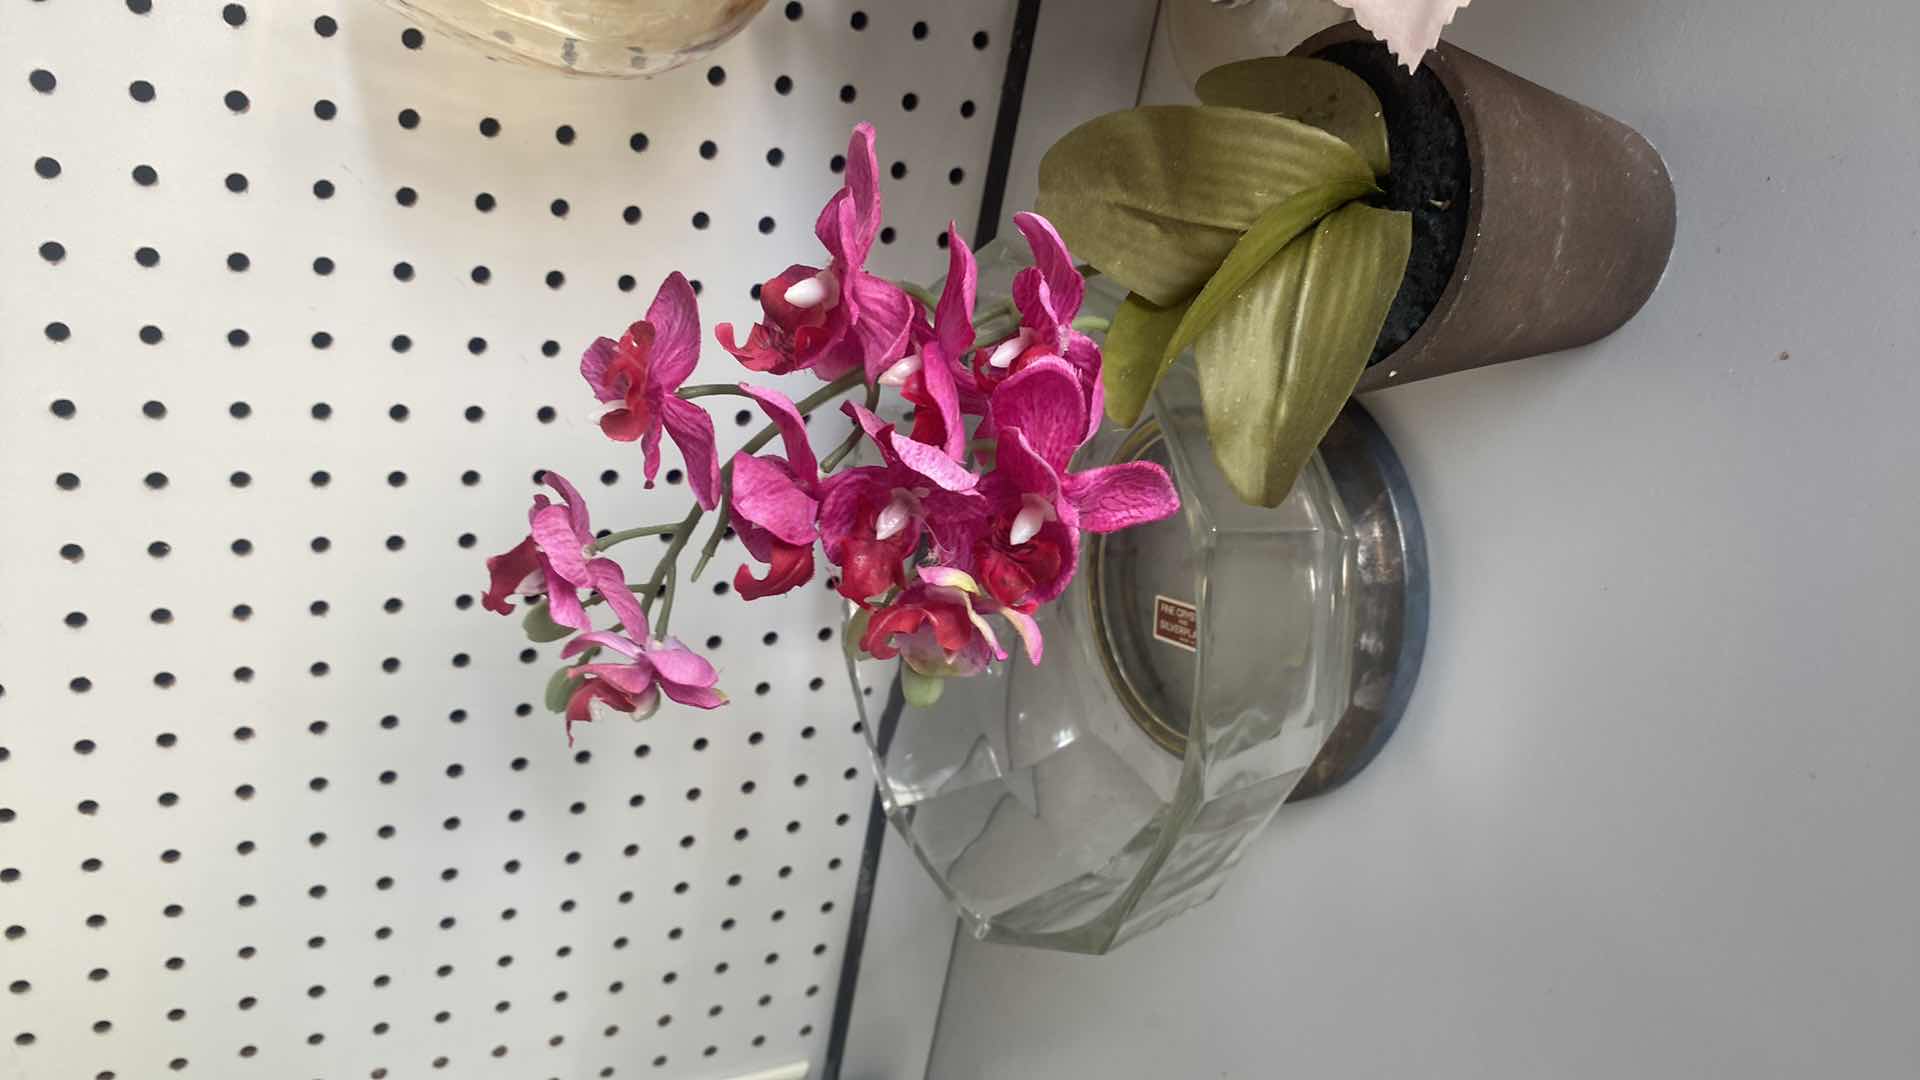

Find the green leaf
[[1196, 202, 1412, 507], [1195, 57, 1392, 179], [1161, 178, 1376, 372], [545, 667, 585, 714], [1037, 105, 1374, 307], [521, 599, 575, 643], [1102, 291, 1193, 427], [900, 664, 946, 708]]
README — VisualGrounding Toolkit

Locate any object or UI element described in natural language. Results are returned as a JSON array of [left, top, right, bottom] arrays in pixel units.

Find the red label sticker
[[1153, 595, 1198, 652]]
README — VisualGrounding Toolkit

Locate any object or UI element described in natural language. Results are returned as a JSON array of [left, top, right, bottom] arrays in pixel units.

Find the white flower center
[[783, 270, 840, 310], [985, 327, 1036, 370], [1008, 493, 1055, 547], [873, 487, 926, 542], [877, 352, 924, 387]]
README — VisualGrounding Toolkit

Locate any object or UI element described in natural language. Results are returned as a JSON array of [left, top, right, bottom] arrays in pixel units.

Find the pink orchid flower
[[483, 470, 623, 631], [973, 358, 1181, 609], [817, 402, 982, 607], [973, 212, 1105, 443], [581, 271, 722, 509], [728, 384, 822, 600], [558, 565, 726, 744], [861, 565, 1042, 677], [714, 123, 914, 383], [888, 222, 975, 459]]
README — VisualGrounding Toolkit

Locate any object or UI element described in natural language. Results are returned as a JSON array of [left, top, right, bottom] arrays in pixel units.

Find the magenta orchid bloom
[[714, 123, 914, 384], [817, 402, 982, 607], [860, 566, 1042, 677], [888, 222, 975, 459], [581, 272, 722, 509], [728, 384, 822, 600], [714, 263, 836, 376], [972, 358, 1181, 609], [558, 566, 726, 744], [483, 470, 624, 631], [974, 212, 1105, 443]]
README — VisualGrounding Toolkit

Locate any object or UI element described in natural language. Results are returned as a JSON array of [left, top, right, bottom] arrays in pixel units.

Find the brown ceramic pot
[[1292, 23, 1677, 390]]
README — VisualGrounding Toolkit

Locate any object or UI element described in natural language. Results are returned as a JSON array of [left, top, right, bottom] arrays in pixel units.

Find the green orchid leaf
[[1037, 105, 1374, 307], [1195, 57, 1392, 179], [1196, 202, 1411, 507], [521, 599, 575, 643], [900, 664, 946, 708], [1102, 291, 1194, 427], [545, 667, 585, 714], [1161, 177, 1375, 371]]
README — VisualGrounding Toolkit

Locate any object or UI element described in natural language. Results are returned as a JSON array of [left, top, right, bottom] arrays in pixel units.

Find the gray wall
[[927, 0, 1920, 1075]]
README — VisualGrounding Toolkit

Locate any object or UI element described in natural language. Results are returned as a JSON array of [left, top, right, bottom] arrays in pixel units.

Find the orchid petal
[[644, 272, 702, 389], [935, 224, 979, 359], [838, 122, 883, 264], [739, 384, 817, 481], [545, 575, 589, 631], [816, 467, 891, 558], [542, 470, 592, 538], [733, 539, 814, 600], [580, 336, 623, 403], [658, 680, 728, 709], [1061, 460, 1183, 533], [1013, 211, 1085, 326], [917, 565, 981, 593], [990, 358, 1088, 472], [590, 560, 651, 641], [998, 603, 1045, 665], [730, 451, 819, 546], [660, 395, 722, 510], [565, 680, 635, 738], [483, 535, 542, 615], [564, 630, 645, 660], [890, 430, 978, 492], [640, 414, 665, 486], [531, 504, 591, 583], [846, 274, 916, 385], [641, 640, 720, 688], [575, 662, 662, 695], [990, 426, 1066, 513]]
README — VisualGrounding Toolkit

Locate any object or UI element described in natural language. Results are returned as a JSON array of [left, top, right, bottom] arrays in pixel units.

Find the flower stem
[[592, 522, 681, 551], [676, 383, 759, 401], [818, 379, 882, 474], [654, 559, 680, 638], [689, 498, 730, 581], [1069, 315, 1110, 334], [896, 279, 938, 313], [639, 502, 703, 623]]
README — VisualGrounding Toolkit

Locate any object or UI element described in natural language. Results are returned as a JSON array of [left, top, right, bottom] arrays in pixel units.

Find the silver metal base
[[1287, 401, 1429, 802]]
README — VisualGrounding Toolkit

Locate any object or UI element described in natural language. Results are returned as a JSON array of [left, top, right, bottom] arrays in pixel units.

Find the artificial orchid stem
[[676, 383, 764, 402], [818, 380, 883, 474], [654, 560, 680, 638], [592, 522, 682, 551], [896, 279, 938, 313], [689, 498, 730, 581]]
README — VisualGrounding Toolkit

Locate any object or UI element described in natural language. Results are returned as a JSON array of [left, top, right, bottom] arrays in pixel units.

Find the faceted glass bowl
[[378, 0, 770, 77], [847, 350, 1363, 952]]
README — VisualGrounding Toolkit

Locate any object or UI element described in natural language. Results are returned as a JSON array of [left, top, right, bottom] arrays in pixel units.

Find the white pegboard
[[0, 1, 1017, 1077]]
